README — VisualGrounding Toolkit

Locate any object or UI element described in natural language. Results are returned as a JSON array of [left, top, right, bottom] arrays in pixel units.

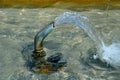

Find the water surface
[[0, 8, 120, 80]]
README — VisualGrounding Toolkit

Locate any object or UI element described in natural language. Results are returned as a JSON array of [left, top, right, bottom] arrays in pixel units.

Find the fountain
[[31, 11, 120, 73]]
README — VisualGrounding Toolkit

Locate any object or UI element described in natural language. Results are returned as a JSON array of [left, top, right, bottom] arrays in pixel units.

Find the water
[[55, 11, 103, 49], [0, 8, 120, 80], [54, 11, 120, 69], [101, 42, 120, 69]]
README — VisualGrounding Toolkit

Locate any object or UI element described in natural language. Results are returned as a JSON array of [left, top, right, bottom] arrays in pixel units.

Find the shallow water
[[0, 8, 120, 80]]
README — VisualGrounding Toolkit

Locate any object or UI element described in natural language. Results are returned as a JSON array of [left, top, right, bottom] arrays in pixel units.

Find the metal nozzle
[[31, 22, 67, 74], [33, 22, 55, 52]]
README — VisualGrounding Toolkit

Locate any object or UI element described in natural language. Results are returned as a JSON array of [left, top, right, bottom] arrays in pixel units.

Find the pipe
[[33, 22, 55, 53], [31, 22, 67, 73]]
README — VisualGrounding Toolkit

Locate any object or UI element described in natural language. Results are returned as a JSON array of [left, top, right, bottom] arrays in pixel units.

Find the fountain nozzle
[[31, 22, 67, 74]]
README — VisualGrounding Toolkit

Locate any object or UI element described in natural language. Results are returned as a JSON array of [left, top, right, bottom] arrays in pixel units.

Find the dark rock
[[47, 53, 62, 63]]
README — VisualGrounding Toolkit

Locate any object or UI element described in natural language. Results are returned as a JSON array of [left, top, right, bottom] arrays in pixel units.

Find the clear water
[[0, 8, 120, 80]]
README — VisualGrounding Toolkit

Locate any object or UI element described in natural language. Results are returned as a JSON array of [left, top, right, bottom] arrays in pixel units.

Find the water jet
[[54, 11, 120, 70]]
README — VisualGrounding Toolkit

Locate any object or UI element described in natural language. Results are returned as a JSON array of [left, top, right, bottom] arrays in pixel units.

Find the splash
[[101, 43, 120, 69], [54, 11, 120, 69]]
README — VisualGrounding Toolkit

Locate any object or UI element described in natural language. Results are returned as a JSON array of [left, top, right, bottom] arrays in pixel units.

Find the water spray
[[31, 11, 120, 74]]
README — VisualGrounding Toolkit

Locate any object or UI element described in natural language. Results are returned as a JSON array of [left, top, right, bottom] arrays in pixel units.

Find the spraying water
[[55, 11, 104, 53], [54, 11, 120, 69]]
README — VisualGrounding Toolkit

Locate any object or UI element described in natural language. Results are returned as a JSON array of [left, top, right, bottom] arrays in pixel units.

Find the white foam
[[101, 43, 120, 68]]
